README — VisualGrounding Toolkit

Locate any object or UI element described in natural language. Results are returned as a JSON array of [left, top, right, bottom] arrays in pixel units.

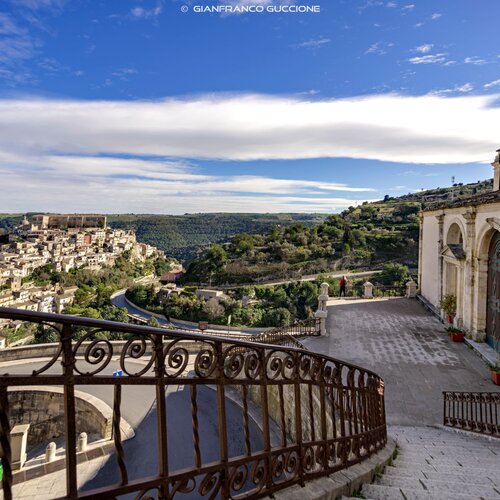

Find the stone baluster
[[11, 424, 30, 470], [77, 432, 88, 452], [45, 441, 57, 463], [363, 281, 374, 299]]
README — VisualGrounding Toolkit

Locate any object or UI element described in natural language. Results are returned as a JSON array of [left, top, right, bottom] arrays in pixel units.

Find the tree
[[376, 263, 410, 286], [203, 298, 225, 321], [204, 244, 228, 282], [34, 324, 59, 344], [261, 307, 292, 327], [148, 316, 160, 327]]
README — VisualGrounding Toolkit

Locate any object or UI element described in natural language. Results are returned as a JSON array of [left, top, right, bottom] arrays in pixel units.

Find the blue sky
[[0, 0, 498, 213]]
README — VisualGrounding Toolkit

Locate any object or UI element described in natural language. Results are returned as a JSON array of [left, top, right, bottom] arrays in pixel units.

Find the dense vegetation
[[28, 252, 170, 343], [182, 198, 421, 285], [126, 262, 411, 327], [183, 179, 493, 286], [126, 280, 321, 327]]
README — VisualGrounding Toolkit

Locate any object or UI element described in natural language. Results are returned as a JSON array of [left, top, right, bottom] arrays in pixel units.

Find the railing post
[[61, 322, 78, 499], [294, 352, 305, 486], [153, 334, 169, 499], [216, 343, 229, 499], [0, 385, 12, 500]]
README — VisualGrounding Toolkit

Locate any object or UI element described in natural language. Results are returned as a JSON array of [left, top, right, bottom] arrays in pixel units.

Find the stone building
[[419, 150, 500, 353]]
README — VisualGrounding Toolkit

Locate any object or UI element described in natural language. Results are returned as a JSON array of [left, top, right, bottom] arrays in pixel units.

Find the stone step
[[376, 475, 500, 497], [390, 462, 500, 475], [396, 456, 499, 465], [382, 467, 500, 486], [360, 483, 492, 500], [396, 445, 499, 454]]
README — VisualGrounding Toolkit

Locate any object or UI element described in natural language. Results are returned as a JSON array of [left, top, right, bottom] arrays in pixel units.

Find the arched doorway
[[487, 231, 500, 352]]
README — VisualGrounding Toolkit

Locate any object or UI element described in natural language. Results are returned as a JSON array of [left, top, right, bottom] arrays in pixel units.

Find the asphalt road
[[80, 384, 263, 498]]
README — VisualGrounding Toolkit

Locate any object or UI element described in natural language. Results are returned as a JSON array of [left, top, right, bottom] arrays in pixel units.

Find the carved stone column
[[436, 213, 445, 315], [462, 209, 476, 334]]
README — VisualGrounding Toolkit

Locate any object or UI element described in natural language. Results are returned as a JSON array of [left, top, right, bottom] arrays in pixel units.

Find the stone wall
[[8, 387, 113, 448]]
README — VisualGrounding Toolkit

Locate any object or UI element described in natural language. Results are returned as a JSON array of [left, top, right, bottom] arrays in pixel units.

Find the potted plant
[[446, 326, 465, 342], [487, 363, 500, 385], [440, 294, 457, 324]]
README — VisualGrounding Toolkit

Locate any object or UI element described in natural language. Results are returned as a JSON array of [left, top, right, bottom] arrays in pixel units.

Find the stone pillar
[[462, 209, 476, 333], [315, 310, 328, 336], [77, 432, 88, 452], [406, 280, 417, 298], [417, 212, 424, 294], [45, 442, 57, 463], [363, 281, 374, 299], [315, 282, 329, 335], [436, 213, 445, 318], [492, 150, 500, 191], [11, 424, 30, 471]]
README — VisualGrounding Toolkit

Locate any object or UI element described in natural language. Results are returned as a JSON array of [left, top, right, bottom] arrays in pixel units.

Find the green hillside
[[107, 213, 326, 261], [183, 179, 493, 284]]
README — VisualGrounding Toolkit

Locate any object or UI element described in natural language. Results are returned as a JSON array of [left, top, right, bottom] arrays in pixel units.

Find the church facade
[[419, 151, 500, 353]]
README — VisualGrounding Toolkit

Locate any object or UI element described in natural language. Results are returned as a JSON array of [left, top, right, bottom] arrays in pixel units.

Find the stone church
[[419, 150, 500, 353]]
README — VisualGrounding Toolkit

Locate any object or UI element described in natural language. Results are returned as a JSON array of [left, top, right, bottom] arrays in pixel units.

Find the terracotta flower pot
[[450, 332, 464, 342], [491, 371, 500, 385]]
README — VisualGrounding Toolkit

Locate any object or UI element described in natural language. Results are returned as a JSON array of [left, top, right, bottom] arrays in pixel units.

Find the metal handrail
[[443, 391, 499, 438], [0, 306, 387, 499]]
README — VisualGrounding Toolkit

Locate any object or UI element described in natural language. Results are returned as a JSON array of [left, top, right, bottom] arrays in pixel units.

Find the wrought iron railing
[[443, 391, 499, 438], [0, 307, 386, 499]]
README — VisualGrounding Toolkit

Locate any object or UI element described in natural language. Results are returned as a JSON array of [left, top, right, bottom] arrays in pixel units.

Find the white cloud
[[464, 56, 487, 65], [431, 12, 442, 20], [413, 44, 433, 54], [484, 79, 500, 89], [293, 37, 331, 49], [408, 53, 447, 64], [1, 92, 499, 212], [402, 4, 415, 10], [0, 93, 498, 165], [0, 153, 375, 213]]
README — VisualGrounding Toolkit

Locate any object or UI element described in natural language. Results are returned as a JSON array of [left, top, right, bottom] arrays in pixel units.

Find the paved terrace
[[302, 297, 499, 426]]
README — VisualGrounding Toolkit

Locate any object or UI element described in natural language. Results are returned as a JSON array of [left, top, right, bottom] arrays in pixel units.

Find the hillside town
[[0, 214, 161, 315]]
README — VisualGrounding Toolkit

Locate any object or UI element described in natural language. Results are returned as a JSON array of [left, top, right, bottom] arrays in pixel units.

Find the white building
[[419, 151, 500, 353]]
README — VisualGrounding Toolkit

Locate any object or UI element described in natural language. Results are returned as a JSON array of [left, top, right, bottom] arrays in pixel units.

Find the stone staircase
[[350, 426, 500, 500]]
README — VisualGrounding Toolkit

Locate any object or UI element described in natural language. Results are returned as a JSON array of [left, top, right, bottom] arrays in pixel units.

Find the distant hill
[[1, 177, 492, 265], [107, 213, 326, 262]]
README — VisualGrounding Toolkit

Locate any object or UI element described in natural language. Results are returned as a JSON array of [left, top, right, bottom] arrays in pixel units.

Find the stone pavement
[[0, 456, 107, 500], [302, 297, 499, 426], [360, 426, 500, 499]]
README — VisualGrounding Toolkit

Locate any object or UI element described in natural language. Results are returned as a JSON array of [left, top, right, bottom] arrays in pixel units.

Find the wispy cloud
[[431, 83, 474, 95], [431, 12, 442, 20], [293, 37, 331, 49], [464, 56, 487, 65], [130, 2, 163, 19], [408, 53, 448, 65], [111, 67, 138, 79], [365, 41, 394, 55], [413, 44, 433, 54], [484, 79, 500, 89]]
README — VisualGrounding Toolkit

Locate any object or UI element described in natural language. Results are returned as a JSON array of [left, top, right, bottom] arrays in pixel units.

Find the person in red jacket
[[339, 275, 348, 298]]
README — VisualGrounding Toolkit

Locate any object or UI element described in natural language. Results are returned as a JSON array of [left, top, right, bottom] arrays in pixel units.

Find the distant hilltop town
[[0, 214, 162, 314]]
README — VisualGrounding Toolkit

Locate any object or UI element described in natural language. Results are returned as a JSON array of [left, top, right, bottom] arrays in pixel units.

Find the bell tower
[[493, 149, 500, 191]]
